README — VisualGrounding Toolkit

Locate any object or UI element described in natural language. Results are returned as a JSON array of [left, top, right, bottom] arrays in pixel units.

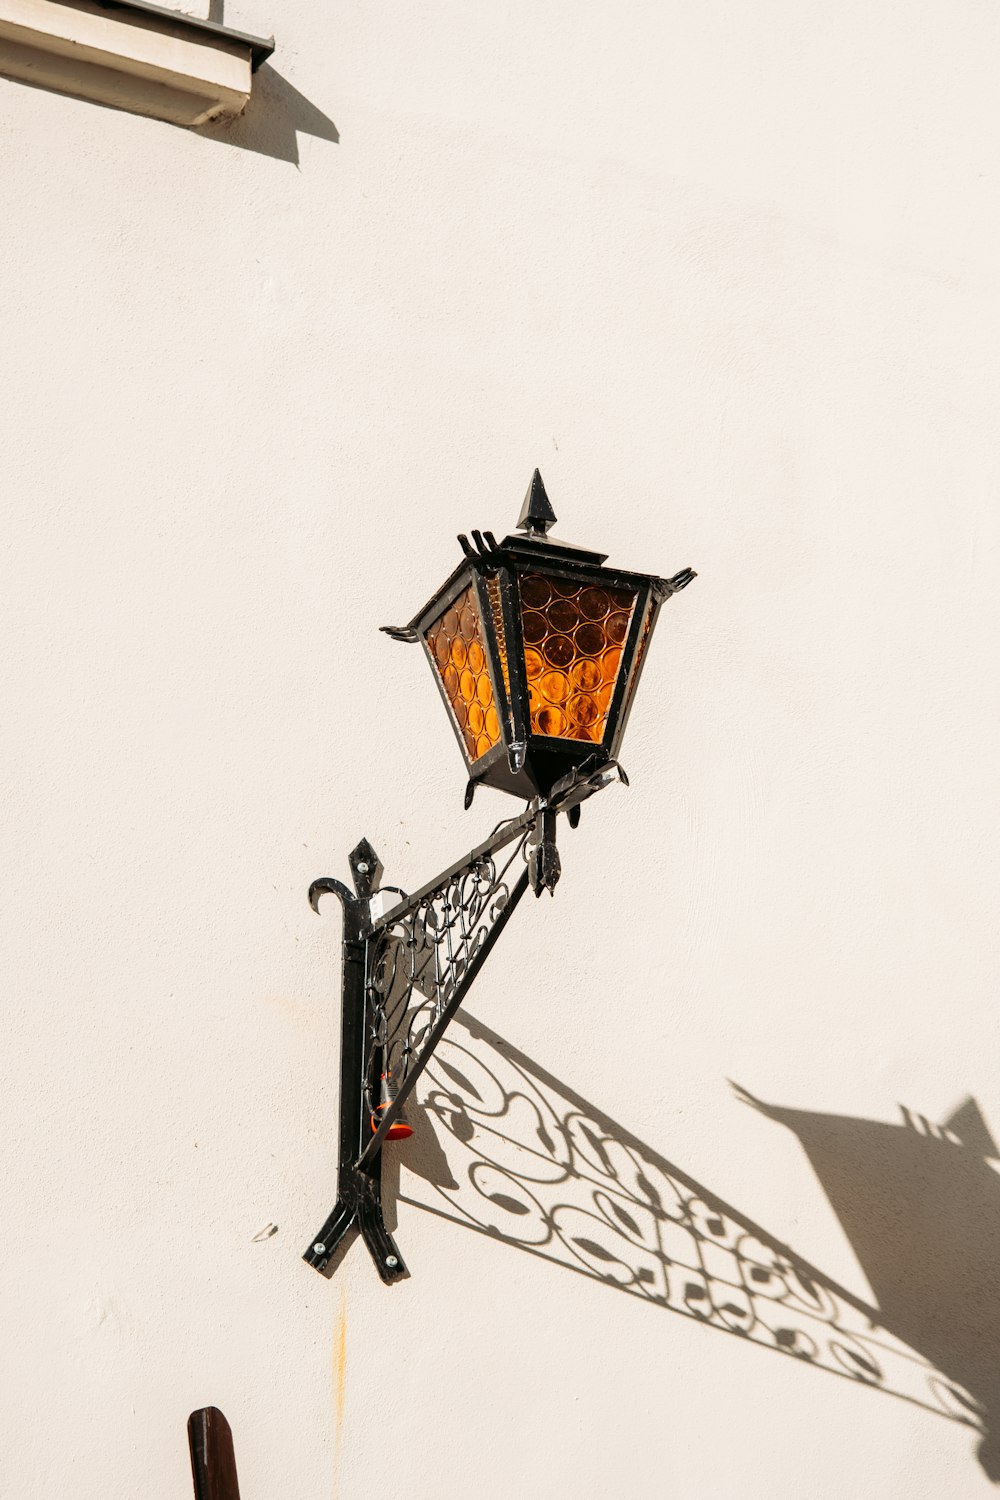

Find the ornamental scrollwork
[[362, 824, 533, 1124]]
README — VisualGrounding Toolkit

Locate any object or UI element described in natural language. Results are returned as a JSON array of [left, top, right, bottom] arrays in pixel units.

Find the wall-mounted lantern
[[305, 471, 694, 1283]]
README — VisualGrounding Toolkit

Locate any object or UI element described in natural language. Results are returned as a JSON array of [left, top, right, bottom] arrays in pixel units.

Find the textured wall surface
[[4, 2, 1000, 1495]]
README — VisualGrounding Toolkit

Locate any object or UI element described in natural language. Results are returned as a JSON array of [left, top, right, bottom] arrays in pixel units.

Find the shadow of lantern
[[734, 1085, 1000, 1481]]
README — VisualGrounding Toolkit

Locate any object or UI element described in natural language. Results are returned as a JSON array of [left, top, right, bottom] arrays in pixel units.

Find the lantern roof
[[381, 468, 696, 642]]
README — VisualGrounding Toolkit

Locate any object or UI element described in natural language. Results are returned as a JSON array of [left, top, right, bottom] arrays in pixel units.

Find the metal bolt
[[313, 1243, 326, 1255], [386, 1255, 398, 1269], [356, 861, 369, 874]]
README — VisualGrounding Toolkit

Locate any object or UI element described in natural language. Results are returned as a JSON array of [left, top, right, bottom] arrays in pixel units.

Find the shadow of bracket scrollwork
[[398, 1013, 985, 1460]]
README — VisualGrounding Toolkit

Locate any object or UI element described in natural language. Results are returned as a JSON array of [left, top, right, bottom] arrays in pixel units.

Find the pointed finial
[[517, 469, 557, 535]]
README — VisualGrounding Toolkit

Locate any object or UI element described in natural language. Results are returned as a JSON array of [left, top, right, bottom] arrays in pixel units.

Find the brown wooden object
[[187, 1407, 241, 1500]]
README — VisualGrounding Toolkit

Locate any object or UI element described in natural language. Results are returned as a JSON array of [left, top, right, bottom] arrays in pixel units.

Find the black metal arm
[[303, 758, 624, 1283]]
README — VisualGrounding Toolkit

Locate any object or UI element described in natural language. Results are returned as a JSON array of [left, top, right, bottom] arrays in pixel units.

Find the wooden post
[[188, 1408, 241, 1500]]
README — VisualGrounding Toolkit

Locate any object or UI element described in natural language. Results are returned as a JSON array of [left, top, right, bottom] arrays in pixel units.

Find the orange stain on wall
[[333, 1290, 348, 1494]]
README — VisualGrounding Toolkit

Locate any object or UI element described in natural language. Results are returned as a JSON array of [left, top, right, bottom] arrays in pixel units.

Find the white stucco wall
[[4, 2, 1000, 1495]]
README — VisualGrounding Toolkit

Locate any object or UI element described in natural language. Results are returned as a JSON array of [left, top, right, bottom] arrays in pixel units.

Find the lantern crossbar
[[365, 803, 538, 935]]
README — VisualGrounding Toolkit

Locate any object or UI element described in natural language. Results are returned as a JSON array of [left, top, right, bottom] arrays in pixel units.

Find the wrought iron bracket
[[303, 758, 625, 1283]]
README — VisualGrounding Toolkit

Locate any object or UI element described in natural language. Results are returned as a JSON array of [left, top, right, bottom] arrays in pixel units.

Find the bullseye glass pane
[[425, 585, 502, 761], [518, 572, 637, 742]]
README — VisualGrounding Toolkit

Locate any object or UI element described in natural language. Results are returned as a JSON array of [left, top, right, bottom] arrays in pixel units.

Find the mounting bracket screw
[[356, 861, 369, 874], [385, 1256, 398, 1268], [313, 1243, 326, 1255]]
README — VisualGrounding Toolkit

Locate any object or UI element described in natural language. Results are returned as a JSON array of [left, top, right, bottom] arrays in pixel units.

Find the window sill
[[0, 0, 274, 126]]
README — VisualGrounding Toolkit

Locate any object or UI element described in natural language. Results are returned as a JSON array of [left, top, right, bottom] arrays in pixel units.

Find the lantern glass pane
[[425, 584, 502, 762], [484, 575, 511, 696], [519, 572, 638, 742]]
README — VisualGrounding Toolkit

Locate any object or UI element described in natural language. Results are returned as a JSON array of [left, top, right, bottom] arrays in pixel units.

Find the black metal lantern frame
[[304, 472, 694, 1284], [383, 471, 694, 807]]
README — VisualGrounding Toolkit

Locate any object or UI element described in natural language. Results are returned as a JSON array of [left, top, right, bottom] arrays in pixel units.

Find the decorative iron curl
[[362, 832, 527, 1121]]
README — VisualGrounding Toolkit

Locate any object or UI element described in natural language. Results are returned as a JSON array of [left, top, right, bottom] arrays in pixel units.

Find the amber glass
[[425, 585, 502, 762], [518, 572, 638, 742], [485, 575, 511, 696]]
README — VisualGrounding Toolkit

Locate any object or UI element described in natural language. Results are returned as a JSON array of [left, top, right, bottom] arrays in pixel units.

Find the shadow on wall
[[0, 57, 338, 162], [194, 0, 337, 164], [393, 1013, 993, 1478], [733, 1084, 1000, 1482], [199, 64, 339, 165]]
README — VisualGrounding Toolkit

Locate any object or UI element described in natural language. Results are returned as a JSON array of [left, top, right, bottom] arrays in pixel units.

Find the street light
[[305, 471, 694, 1283]]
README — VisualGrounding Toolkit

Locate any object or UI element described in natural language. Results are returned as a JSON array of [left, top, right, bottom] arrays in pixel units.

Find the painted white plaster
[[3, 1, 1000, 1495]]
